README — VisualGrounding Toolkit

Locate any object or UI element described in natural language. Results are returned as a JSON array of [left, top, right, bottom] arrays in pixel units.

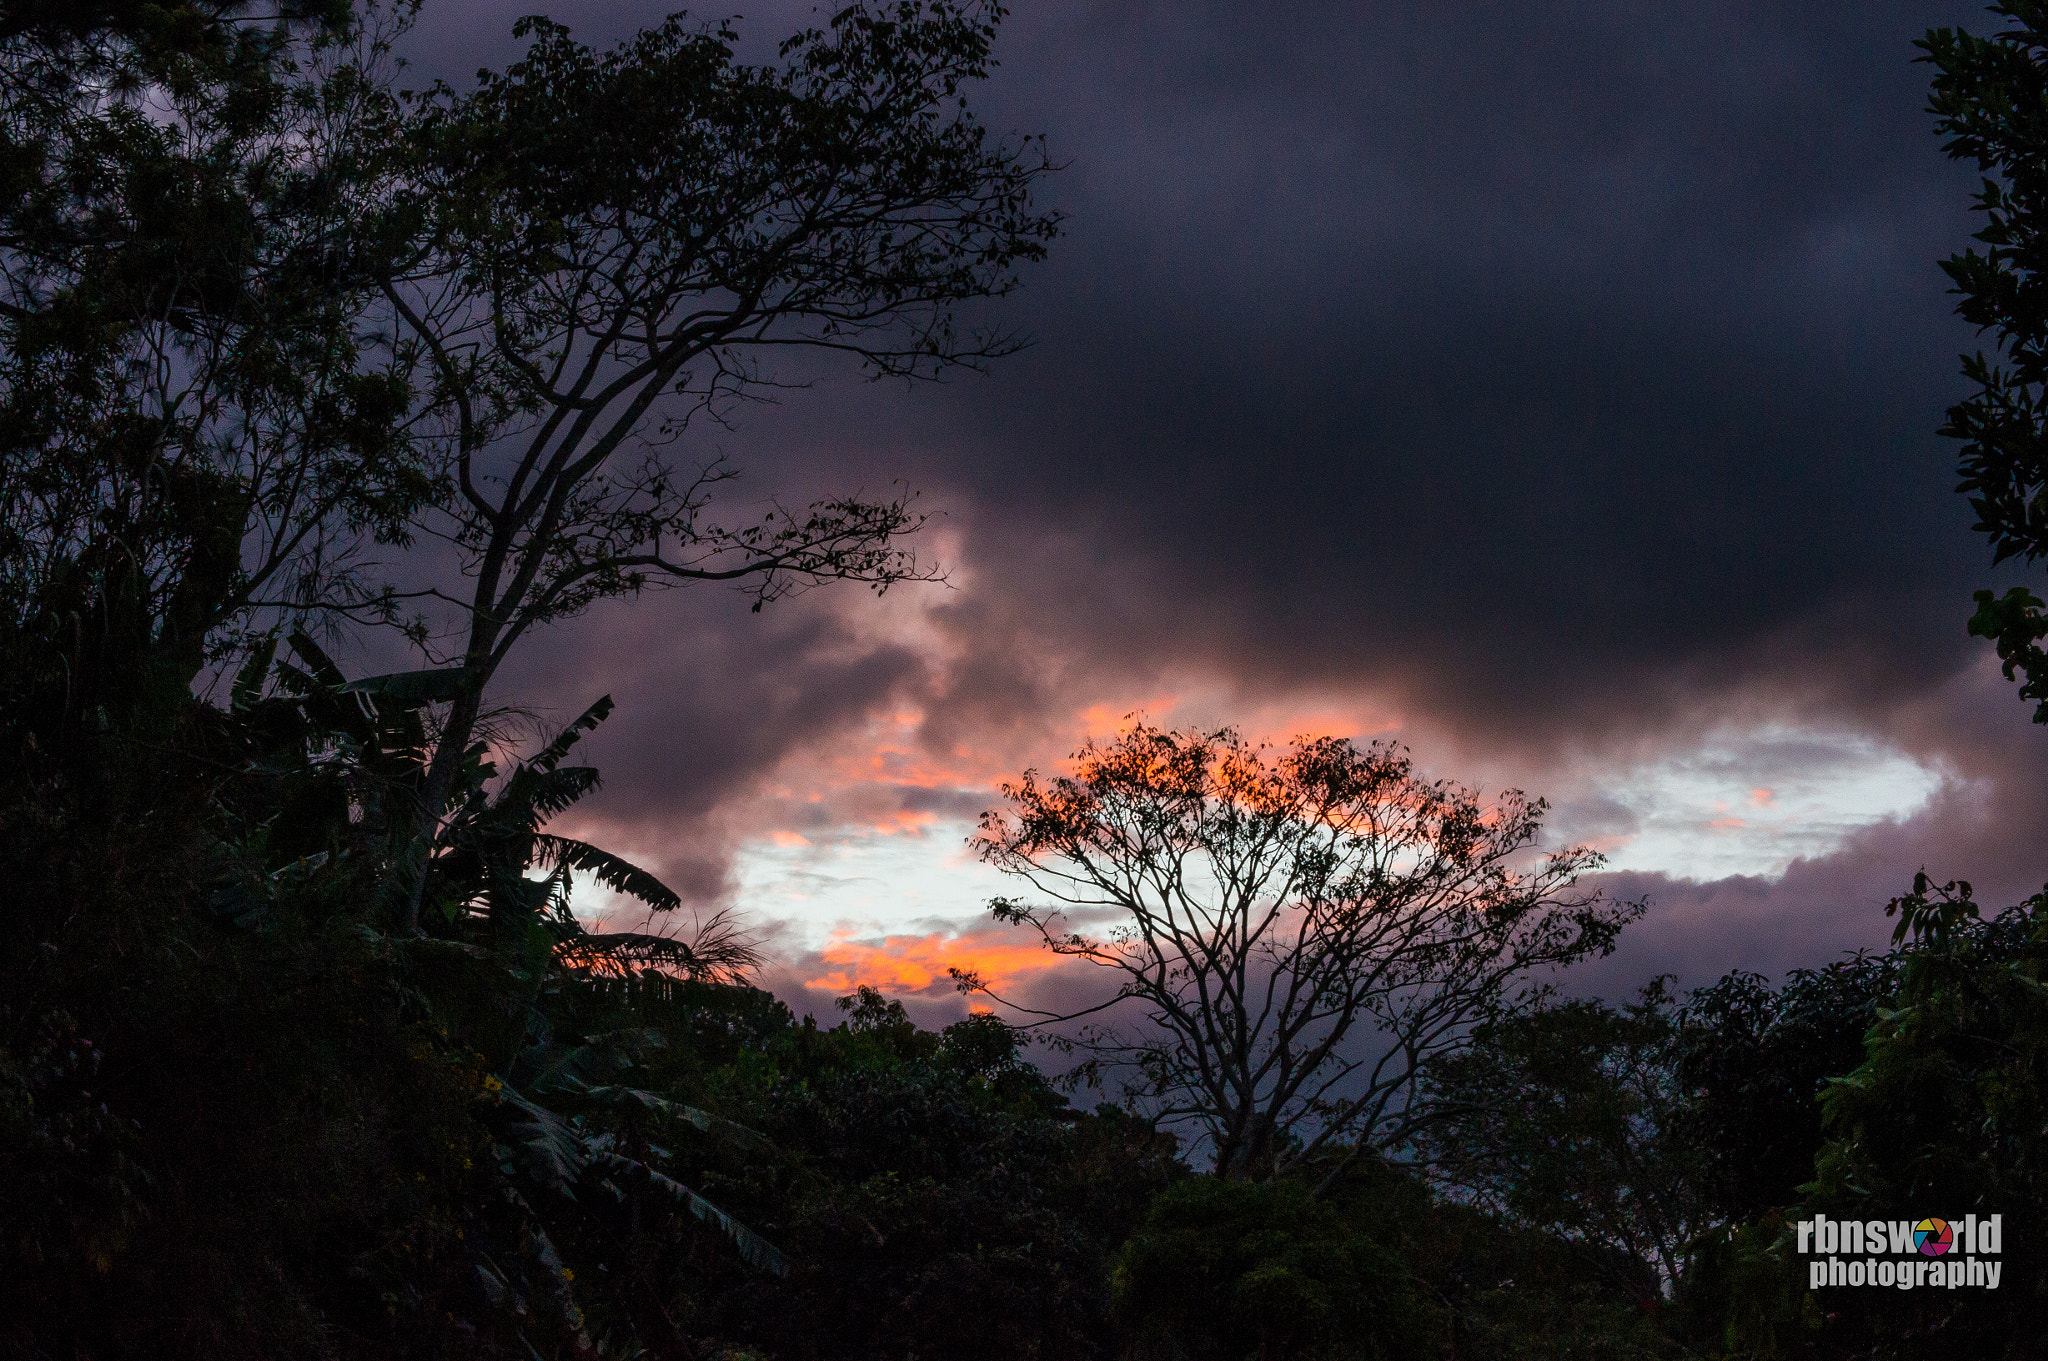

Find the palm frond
[[341, 666, 471, 705], [230, 633, 280, 713], [285, 630, 350, 691], [600, 1156, 787, 1276], [496, 1087, 589, 1197], [533, 836, 683, 914], [509, 1039, 633, 1095], [528, 695, 615, 774], [580, 1086, 772, 1149], [498, 766, 603, 826], [557, 912, 762, 983]]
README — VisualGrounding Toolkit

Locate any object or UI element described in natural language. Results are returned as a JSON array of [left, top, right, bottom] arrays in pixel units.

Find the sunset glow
[[804, 928, 1076, 996]]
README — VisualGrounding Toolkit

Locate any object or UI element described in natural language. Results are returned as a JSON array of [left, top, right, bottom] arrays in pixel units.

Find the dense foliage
[[1419, 982, 1705, 1294], [1797, 885, 2048, 1359], [1928, 2, 2048, 729], [1420, 925, 2046, 1361]]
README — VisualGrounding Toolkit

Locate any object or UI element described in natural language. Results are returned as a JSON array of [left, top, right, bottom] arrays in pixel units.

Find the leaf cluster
[[2, 0, 443, 678], [1924, 5, 2048, 718]]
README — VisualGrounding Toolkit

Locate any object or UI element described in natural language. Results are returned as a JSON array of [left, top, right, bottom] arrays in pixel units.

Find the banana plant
[[216, 631, 752, 972], [496, 1034, 787, 1276], [211, 633, 788, 1287], [204, 630, 459, 927]]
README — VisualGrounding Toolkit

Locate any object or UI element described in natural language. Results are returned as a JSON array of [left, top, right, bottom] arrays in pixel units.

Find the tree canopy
[[970, 723, 1637, 1186]]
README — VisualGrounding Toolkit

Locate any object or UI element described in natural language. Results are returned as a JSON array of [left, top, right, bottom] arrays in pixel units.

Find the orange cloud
[[805, 929, 1074, 996], [1076, 698, 1180, 738], [866, 809, 938, 836], [738, 678, 1413, 865], [1577, 833, 1635, 855], [819, 731, 1006, 793], [1749, 787, 1777, 808]]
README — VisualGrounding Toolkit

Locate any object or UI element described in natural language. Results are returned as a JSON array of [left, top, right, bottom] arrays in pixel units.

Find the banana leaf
[[600, 1154, 788, 1276]]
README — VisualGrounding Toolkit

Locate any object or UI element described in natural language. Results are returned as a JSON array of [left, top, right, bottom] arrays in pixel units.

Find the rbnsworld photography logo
[[1798, 1214, 2004, 1292]]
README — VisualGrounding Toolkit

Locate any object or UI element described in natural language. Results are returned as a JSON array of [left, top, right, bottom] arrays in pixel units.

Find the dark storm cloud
[[404, 0, 2001, 739], [389, 3, 2048, 979], [881, 0, 2003, 742]]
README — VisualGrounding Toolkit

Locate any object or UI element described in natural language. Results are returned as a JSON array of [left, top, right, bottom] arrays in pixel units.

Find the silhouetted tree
[[2, 0, 440, 704], [969, 723, 1638, 1187], [1802, 879, 2048, 1358], [1418, 981, 1705, 1297], [1924, 4, 2048, 719], [376, 0, 1060, 925], [1673, 953, 1900, 1223]]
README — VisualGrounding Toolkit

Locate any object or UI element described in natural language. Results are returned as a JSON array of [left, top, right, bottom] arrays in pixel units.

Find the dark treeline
[[5, 0, 2048, 1358]]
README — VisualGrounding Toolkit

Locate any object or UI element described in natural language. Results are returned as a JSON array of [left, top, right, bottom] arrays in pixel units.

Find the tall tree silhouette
[[2, 0, 440, 727], [373, 1, 1059, 925], [970, 723, 1635, 1187]]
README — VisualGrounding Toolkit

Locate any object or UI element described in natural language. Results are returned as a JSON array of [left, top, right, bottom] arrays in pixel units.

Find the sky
[[401, 0, 2048, 1025]]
